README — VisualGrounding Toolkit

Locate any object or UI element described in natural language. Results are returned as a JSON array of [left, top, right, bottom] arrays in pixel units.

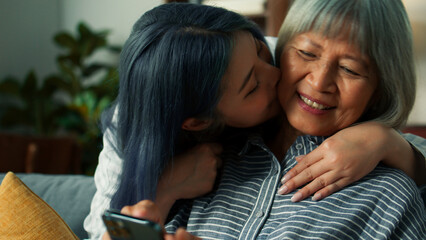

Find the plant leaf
[[78, 22, 93, 40], [0, 77, 21, 97], [107, 45, 122, 53], [82, 63, 110, 77], [54, 32, 77, 50], [21, 71, 38, 103]]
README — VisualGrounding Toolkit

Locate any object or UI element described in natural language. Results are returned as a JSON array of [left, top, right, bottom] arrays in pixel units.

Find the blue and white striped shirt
[[165, 134, 426, 239]]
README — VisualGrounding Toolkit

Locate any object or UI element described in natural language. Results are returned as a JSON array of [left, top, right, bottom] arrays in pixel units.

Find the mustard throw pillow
[[0, 172, 78, 240]]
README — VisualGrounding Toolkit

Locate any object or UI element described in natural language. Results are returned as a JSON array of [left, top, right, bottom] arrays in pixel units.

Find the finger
[[135, 200, 162, 222], [121, 200, 162, 223], [290, 171, 342, 202], [295, 155, 306, 163], [208, 143, 223, 155], [175, 228, 202, 240], [164, 234, 176, 240], [120, 205, 132, 215], [200, 154, 222, 170], [311, 178, 352, 201], [281, 154, 321, 184], [102, 232, 112, 240], [279, 160, 328, 195]]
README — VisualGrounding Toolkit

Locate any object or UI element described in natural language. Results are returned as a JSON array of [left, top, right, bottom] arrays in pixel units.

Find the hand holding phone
[[102, 209, 163, 240]]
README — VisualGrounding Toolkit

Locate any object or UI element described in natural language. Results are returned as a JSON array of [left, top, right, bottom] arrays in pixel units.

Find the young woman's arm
[[278, 121, 426, 202], [155, 143, 222, 223], [89, 136, 221, 239], [84, 125, 123, 240], [396, 133, 426, 185]]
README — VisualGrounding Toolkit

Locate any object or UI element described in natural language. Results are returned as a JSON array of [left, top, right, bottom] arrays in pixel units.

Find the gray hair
[[276, 0, 416, 129]]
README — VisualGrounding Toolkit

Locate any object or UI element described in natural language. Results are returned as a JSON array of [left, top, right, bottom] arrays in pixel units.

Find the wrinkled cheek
[[338, 108, 365, 128], [281, 54, 301, 74], [351, 94, 373, 118]]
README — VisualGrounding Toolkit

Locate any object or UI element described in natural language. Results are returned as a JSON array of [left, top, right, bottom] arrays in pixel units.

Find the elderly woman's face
[[278, 32, 378, 136]]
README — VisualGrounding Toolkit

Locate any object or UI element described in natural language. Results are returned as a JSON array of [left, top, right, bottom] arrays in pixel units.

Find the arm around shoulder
[[401, 133, 426, 185]]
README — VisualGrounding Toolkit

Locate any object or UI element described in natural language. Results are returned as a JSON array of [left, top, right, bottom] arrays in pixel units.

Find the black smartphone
[[102, 209, 163, 240]]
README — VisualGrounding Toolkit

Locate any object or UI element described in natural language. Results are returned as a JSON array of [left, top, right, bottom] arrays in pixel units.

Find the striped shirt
[[165, 134, 426, 239], [84, 126, 426, 239]]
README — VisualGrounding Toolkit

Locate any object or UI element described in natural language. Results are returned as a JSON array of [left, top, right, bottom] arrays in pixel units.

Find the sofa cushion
[[0, 172, 96, 239], [0, 172, 78, 239]]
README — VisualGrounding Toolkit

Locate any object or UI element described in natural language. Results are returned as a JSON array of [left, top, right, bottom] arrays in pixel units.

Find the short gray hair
[[276, 0, 416, 129]]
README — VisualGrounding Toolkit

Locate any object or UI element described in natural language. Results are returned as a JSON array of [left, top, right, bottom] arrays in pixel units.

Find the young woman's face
[[217, 31, 281, 128], [278, 32, 378, 136]]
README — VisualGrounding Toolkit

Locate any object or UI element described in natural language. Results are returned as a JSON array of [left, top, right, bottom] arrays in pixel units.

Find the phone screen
[[102, 210, 163, 240]]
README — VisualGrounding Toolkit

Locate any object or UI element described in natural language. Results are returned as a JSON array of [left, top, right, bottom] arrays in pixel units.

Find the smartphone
[[102, 209, 163, 240]]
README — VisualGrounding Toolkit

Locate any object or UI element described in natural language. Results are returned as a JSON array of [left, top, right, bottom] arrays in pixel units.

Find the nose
[[258, 61, 280, 87], [306, 61, 337, 93]]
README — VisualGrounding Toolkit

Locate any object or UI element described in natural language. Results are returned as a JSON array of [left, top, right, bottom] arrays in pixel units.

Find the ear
[[181, 118, 212, 131]]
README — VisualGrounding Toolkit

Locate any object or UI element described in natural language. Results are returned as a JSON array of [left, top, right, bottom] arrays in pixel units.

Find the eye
[[298, 50, 317, 60], [246, 80, 259, 97], [256, 40, 263, 55], [340, 66, 362, 77], [256, 41, 273, 64]]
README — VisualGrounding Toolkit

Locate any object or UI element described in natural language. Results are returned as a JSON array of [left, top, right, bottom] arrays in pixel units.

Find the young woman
[[85, 3, 281, 238]]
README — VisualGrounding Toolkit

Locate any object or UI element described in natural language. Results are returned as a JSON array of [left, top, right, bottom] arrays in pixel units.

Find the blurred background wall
[[404, 0, 426, 125], [0, 0, 162, 82], [0, 0, 424, 124]]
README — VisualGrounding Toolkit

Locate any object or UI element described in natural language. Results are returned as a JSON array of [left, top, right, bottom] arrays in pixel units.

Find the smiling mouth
[[299, 95, 333, 110]]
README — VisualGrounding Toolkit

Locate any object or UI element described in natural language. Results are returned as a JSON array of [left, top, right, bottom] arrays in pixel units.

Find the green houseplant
[[0, 22, 121, 174]]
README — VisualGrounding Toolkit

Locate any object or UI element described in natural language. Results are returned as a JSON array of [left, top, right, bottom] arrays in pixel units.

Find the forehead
[[304, 16, 368, 56], [292, 31, 369, 60], [221, 31, 256, 89], [294, 30, 359, 49]]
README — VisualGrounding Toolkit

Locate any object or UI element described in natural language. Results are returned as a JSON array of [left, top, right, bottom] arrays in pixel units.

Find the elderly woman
[[275, 0, 426, 200], [158, 0, 425, 239]]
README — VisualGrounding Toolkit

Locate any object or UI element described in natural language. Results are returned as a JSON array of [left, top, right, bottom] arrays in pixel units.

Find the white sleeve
[[265, 36, 278, 62], [83, 110, 123, 239]]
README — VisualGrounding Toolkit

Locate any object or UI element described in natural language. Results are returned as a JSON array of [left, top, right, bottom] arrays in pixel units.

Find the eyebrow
[[238, 67, 254, 93], [304, 37, 322, 49], [304, 36, 369, 67], [342, 54, 369, 68]]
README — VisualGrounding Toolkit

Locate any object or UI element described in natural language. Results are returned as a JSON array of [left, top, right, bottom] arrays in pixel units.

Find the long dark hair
[[103, 2, 264, 209]]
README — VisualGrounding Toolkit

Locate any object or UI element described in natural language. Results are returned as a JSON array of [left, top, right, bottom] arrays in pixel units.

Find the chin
[[302, 130, 333, 137], [290, 121, 335, 137]]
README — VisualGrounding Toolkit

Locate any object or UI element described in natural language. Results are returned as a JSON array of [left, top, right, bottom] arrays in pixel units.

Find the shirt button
[[296, 144, 303, 150], [255, 211, 264, 218]]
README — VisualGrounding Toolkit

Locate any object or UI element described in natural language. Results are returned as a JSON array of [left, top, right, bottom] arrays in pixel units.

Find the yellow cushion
[[0, 172, 78, 240]]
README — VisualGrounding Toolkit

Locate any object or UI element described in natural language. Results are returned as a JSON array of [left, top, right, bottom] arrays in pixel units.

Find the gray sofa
[[0, 173, 96, 239]]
